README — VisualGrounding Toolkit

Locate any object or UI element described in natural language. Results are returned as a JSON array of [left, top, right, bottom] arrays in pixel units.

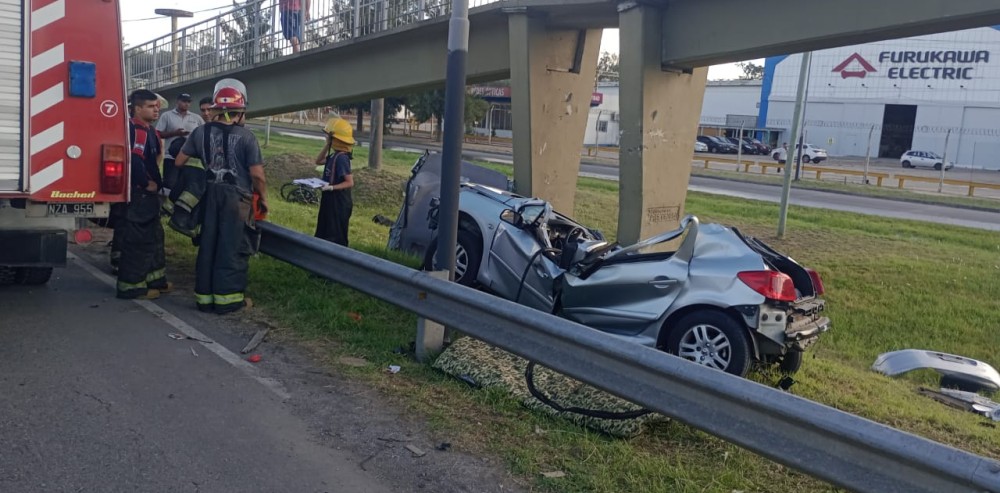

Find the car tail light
[[738, 270, 797, 302], [101, 144, 126, 194], [805, 268, 825, 296]]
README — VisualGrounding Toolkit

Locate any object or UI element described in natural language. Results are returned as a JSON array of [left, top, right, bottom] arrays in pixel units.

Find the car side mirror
[[500, 209, 523, 228]]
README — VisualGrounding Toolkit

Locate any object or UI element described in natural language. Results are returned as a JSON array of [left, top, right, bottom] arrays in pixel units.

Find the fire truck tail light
[[101, 144, 126, 194]]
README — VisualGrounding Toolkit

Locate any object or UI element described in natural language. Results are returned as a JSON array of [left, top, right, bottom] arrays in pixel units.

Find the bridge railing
[[125, 0, 501, 90]]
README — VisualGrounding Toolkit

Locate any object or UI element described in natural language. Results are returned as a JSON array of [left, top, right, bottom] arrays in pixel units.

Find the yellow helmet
[[323, 117, 356, 146]]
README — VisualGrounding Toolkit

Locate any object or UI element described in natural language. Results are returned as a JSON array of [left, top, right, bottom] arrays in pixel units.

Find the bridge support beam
[[508, 12, 602, 214], [616, 3, 707, 245]]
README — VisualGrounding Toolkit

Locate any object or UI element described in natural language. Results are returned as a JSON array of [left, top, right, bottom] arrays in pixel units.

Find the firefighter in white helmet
[[175, 79, 267, 314]]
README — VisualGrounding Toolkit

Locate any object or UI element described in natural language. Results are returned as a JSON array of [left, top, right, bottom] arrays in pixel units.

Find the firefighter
[[314, 117, 355, 246], [175, 79, 267, 314], [116, 89, 170, 299]]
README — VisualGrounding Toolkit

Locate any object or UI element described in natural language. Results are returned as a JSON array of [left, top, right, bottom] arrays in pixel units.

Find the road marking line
[[69, 252, 291, 400]]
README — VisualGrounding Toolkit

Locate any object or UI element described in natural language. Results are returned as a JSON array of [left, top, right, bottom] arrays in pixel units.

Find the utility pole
[[938, 129, 952, 193], [433, 0, 470, 283], [369, 99, 384, 170], [777, 51, 812, 239], [795, 51, 813, 181], [154, 9, 194, 83], [863, 125, 875, 185]]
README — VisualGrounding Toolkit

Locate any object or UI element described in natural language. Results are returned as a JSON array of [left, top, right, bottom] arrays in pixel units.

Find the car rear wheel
[[802, 155, 812, 164], [902, 160, 911, 168], [666, 310, 752, 377], [423, 229, 482, 288]]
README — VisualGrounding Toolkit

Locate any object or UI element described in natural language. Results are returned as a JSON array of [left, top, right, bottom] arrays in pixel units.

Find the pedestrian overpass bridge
[[127, 0, 1000, 243]]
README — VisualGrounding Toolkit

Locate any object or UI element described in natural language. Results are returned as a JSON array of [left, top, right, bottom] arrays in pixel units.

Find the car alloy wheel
[[423, 229, 483, 288], [666, 310, 752, 377], [678, 324, 733, 370]]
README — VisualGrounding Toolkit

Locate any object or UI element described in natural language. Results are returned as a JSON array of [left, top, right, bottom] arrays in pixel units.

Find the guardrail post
[[415, 270, 449, 362], [968, 185, 975, 197], [876, 176, 883, 187], [898, 178, 905, 189], [816, 170, 823, 181]]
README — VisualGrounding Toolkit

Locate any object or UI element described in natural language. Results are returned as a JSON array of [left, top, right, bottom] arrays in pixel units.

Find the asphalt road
[[0, 253, 520, 493], [258, 125, 1000, 232]]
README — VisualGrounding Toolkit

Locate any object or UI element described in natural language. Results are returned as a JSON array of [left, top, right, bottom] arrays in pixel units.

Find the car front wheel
[[423, 229, 482, 288], [665, 310, 752, 377], [902, 160, 911, 168], [934, 163, 943, 170]]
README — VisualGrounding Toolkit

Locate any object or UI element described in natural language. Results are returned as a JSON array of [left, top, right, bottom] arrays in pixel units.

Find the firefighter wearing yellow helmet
[[313, 116, 356, 246], [175, 79, 267, 314]]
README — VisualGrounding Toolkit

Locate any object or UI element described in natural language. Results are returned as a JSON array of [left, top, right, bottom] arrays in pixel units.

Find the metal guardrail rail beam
[[257, 221, 1000, 493], [660, 0, 1000, 70]]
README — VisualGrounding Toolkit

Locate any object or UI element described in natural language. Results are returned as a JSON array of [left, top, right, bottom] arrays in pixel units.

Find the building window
[[597, 120, 609, 133]]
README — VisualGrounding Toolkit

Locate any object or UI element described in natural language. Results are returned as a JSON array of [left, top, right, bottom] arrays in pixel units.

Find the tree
[[408, 90, 446, 140], [338, 97, 406, 133], [408, 90, 488, 141], [737, 61, 764, 80], [597, 51, 619, 82]]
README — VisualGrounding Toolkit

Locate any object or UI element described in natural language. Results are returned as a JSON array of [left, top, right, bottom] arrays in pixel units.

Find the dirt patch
[[266, 152, 318, 184]]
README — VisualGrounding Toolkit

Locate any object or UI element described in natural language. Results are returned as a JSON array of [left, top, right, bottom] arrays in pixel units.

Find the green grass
[[162, 130, 1000, 493]]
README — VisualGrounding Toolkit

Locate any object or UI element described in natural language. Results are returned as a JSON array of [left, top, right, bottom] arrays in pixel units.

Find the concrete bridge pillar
[[617, 3, 708, 245], [507, 10, 602, 215]]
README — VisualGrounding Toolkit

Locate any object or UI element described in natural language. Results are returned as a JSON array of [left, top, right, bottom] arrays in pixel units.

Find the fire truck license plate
[[47, 203, 95, 216]]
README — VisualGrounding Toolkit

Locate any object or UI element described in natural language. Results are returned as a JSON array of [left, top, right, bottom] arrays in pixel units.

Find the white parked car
[[771, 144, 828, 164], [694, 140, 708, 152], [900, 150, 954, 171]]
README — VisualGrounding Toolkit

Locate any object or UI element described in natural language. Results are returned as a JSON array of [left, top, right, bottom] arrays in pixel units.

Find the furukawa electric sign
[[832, 50, 991, 80]]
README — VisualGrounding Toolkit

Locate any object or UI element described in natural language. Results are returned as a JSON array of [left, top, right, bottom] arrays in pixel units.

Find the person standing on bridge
[[116, 89, 171, 300], [175, 79, 268, 314], [279, 0, 311, 54], [314, 117, 355, 246]]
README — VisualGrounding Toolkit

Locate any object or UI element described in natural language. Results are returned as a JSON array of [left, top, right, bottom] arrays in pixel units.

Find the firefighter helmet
[[211, 78, 248, 111], [211, 87, 246, 111], [323, 117, 356, 145]]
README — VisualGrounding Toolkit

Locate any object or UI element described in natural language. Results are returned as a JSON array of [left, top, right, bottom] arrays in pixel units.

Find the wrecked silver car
[[389, 153, 830, 377]]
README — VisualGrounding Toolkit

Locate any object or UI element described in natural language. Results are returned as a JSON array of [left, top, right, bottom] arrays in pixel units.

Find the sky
[[120, 1, 752, 80]]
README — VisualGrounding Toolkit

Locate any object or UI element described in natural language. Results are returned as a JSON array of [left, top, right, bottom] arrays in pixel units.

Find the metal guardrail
[[125, 0, 501, 90], [257, 221, 1000, 493]]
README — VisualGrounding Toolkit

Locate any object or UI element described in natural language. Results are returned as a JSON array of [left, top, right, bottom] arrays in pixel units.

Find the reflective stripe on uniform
[[177, 190, 200, 211], [117, 279, 147, 292], [184, 160, 205, 170], [146, 269, 166, 283], [214, 292, 244, 306], [195, 292, 214, 305]]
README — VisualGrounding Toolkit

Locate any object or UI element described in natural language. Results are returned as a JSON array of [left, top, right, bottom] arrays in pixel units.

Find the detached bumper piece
[[0, 229, 67, 267]]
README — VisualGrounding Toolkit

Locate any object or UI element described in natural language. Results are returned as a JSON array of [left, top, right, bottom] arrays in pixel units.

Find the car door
[[557, 224, 697, 336], [486, 218, 560, 313]]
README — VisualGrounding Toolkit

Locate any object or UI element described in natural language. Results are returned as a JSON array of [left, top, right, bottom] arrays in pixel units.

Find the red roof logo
[[832, 53, 877, 79]]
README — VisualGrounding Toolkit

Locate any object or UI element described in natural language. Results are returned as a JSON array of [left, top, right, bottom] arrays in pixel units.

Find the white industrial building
[[580, 26, 1000, 169]]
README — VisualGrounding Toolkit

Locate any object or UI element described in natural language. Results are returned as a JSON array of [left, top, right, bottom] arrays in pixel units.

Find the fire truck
[[0, 0, 129, 285]]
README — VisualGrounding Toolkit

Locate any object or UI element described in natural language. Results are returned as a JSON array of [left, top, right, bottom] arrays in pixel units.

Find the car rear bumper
[[0, 228, 67, 267]]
